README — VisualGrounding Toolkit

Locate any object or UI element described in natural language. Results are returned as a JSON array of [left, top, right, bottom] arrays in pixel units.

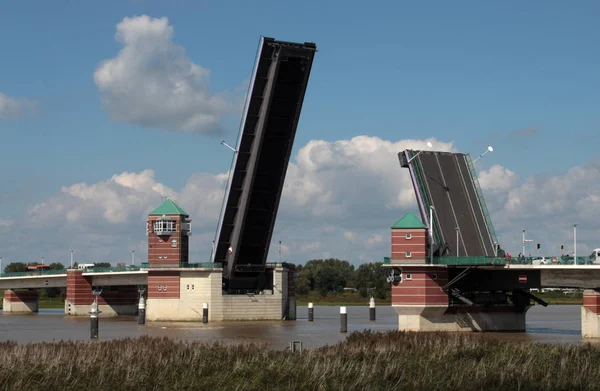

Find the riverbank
[[0, 331, 598, 390]]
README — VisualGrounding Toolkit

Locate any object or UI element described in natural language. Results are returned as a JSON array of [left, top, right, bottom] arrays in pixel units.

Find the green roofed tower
[[391, 212, 427, 229], [149, 199, 189, 216], [390, 212, 428, 264], [147, 199, 192, 269]]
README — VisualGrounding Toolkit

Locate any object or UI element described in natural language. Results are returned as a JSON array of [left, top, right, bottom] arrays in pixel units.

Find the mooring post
[[202, 303, 208, 323], [137, 295, 146, 325], [308, 302, 314, 322], [369, 297, 376, 321], [340, 306, 347, 333], [90, 299, 99, 339]]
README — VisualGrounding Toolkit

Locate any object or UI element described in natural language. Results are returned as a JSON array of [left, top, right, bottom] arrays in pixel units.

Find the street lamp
[[132, 250, 135, 266], [574, 224, 578, 265], [220, 140, 238, 153], [473, 146, 494, 163], [407, 141, 433, 164], [455, 227, 460, 257], [70, 249, 74, 269], [429, 205, 435, 264]]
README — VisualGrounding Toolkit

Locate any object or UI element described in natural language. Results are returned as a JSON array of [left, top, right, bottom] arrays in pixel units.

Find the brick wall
[[3, 290, 38, 302], [391, 267, 448, 306], [584, 290, 600, 314], [148, 271, 180, 299], [391, 228, 428, 263], [67, 270, 93, 305], [147, 215, 189, 267]]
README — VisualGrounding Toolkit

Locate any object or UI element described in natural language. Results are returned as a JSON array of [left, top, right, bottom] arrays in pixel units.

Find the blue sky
[[1, 0, 599, 263]]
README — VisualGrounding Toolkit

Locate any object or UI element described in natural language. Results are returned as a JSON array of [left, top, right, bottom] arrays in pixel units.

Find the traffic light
[[560, 245, 564, 250], [537, 243, 541, 249]]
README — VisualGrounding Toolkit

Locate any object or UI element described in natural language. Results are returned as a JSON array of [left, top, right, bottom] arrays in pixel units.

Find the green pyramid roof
[[149, 199, 189, 216], [391, 212, 426, 229]]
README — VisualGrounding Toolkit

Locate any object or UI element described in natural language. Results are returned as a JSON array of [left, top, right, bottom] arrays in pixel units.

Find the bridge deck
[[399, 150, 498, 257], [212, 37, 317, 289]]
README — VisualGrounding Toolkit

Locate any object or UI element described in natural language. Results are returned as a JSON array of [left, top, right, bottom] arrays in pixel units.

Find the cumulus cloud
[[93, 15, 234, 133], [3, 135, 599, 265], [0, 92, 37, 119]]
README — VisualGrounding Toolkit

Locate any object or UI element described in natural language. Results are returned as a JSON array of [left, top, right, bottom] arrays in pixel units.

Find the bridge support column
[[3, 289, 39, 313], [65, 270, 138, 316], [581, 289, 600, 338], [392, 267, 528, 332]]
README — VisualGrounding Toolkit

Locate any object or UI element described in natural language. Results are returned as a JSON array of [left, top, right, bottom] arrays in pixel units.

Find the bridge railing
[[382, 255, 596, 266], [139, 262, 223, 269], [0, 269, 67, 278]]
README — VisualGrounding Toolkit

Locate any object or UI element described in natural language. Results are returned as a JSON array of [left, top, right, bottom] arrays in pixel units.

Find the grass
[[0, 331, 599, 390]]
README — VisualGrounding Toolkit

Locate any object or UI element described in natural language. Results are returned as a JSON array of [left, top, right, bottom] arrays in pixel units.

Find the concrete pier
[[2, 290, 39, 313], [146, 264, 292, 322], [581, 289, 600, 338]]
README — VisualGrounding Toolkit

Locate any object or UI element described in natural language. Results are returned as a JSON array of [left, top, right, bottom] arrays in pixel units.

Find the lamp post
[[0, 256, 2, 277], [473, 146, 494, 163], [455, 227, 460, 257], [522, 229, 525, 256], [407, 141, 433, 164], [70, 249, 74, 269], [574, 224, 578, 265], [220, 140, 238, 153], [132, 250, 135, 266], [429, 205, 435, 264]]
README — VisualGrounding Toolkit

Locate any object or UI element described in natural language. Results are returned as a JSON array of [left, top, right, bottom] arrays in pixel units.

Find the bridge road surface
[[412, 151, 496, 257], [211, 37, 317, 289]]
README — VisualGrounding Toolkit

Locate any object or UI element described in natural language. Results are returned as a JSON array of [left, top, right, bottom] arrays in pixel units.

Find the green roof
[[391, 212, 426, 229], [149, 199, 189, 216]]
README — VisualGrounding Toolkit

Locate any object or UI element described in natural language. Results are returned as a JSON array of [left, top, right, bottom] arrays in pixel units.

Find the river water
[[0, 305, 587, 348]]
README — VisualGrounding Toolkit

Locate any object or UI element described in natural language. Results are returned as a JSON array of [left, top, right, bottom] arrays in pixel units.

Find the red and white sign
[[518, 275, 527, 284]]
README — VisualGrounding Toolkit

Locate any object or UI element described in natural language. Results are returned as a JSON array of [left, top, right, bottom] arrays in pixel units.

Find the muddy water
[[0, 305, 587, 348]]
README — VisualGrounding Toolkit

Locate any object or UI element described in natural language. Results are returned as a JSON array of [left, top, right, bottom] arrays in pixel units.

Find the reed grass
[[0, 331, 598, 390]]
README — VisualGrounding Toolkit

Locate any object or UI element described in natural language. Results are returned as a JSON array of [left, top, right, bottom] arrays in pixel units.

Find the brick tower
[[390, 212, 428, 263], [147, 199, 191, 268]]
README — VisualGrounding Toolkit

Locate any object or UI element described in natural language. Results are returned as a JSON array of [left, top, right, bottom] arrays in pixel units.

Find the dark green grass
[[0, 331, 599, 390]]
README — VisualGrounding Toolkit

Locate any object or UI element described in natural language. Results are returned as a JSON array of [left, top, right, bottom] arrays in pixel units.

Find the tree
[[4, 262, 28, 273], [354, 262, 390, 299], [48, 262, 65, 270], [295, 259, 355, 296], [94, 262, 111, 268]]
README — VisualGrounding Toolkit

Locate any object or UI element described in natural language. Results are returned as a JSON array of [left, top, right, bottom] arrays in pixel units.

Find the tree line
[[295, 259, 390, 299], [2, 262, 113, 274]]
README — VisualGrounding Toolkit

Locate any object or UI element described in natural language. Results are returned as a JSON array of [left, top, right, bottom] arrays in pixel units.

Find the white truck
[[590, 249, 600, 264]]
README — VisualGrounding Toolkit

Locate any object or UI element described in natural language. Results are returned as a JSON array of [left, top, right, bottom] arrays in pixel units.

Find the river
[[0, 305, 587, 348]]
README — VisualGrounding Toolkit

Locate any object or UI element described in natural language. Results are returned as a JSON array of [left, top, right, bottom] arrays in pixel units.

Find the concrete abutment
[[3, 289, 39, 313]]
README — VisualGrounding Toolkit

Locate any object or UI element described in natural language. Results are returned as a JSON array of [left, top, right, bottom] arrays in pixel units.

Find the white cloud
[[478, 164, 518, 193], [0, 220, 13, 227], [3, 135, 599, 265], [0, 92, 37, 119], [93, 15, 235, 133]]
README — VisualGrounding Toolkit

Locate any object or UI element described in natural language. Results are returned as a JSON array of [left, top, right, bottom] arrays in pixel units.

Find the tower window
[[405, 233, 412, 239], [406, 252, 412, 258], [171, 239, 177, 248], [153, 220, 176, 233]]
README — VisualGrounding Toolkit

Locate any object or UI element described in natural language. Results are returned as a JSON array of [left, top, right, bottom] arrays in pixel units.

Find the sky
[[1, 0, 599, 265]]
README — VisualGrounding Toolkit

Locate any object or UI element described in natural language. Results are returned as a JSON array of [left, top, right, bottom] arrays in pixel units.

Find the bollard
[[202, 303, 208, 323], [369, 297, 376, 321], [90, 300, 99, 339], [308, 302, 314, 322], [340, 306, 347, 333], [137, 296, 146, 325]]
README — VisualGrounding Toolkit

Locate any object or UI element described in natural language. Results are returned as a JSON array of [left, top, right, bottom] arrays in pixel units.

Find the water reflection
[[0, 305, 588, 347]]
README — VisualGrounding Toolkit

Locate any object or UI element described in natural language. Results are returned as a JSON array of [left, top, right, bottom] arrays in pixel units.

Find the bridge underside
[[212, 37, 317, 290], [399, 150, 499, 257]]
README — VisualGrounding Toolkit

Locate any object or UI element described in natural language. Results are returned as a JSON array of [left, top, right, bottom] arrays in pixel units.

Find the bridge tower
[[147, 199, 191, 268]]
